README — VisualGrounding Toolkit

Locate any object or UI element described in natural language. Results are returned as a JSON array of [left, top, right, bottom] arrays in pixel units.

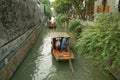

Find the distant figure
[[49, 16, 56, 29], [50, 16, 56, 24], [60, 38, 68, 52]]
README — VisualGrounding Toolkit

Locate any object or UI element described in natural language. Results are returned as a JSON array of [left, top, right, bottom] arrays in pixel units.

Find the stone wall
[[0, 0, 44, 46], [0, 0, 46, 79], [0, 26, 43, 80], [0, 26, 39, 68]]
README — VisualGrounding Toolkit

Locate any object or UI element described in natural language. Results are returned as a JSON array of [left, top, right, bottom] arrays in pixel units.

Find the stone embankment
[[0, 0, 46, 80]]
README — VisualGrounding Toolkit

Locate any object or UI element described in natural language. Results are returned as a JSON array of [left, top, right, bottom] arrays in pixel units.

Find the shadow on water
[[11, 25, 116, 80]]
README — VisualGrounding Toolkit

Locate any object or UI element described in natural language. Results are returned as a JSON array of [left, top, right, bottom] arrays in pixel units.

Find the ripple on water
[[31, 35, 56, 80]]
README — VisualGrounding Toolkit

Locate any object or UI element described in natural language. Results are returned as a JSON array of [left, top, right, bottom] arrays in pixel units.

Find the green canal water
[[11, 25, 115, 80]]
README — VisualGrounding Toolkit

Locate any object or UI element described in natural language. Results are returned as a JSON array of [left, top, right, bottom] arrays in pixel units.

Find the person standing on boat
[[60, 37, 68, 52]]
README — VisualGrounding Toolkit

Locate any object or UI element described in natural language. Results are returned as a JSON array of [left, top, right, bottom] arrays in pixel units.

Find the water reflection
[[31, 35, 56, 80]]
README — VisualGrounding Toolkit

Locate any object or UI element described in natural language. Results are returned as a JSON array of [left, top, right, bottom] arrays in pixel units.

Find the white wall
[[94, 0, 119, 14]]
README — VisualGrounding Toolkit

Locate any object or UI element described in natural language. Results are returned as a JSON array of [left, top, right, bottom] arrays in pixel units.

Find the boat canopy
[[50, 32, 70, 38]]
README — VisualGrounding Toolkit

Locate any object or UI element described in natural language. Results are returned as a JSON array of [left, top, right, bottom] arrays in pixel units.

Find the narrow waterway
[[11, 26, 115, 80]]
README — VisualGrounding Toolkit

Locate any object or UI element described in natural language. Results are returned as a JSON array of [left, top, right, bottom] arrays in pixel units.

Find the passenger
[[55, 38, 61, 50], [60, 37, 68, 52]]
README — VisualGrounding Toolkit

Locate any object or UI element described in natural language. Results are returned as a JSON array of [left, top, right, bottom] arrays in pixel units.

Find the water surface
[[11, 26, 115, 80]]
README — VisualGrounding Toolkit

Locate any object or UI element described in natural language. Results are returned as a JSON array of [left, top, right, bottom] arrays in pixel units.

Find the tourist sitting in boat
[[55, 38, 61, 50], [60, 37, 68, 53]]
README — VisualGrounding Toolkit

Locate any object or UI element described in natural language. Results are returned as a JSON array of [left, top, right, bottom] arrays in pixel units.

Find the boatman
[[60, 37, 68, 52]]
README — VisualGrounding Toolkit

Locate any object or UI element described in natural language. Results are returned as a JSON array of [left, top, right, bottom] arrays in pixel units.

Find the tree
[[40, 0, 51, 17], [118, 0, 120, 12], [102, 0, 107, 11], [70, 0, 96, 20], [52, 0, 72, 14]]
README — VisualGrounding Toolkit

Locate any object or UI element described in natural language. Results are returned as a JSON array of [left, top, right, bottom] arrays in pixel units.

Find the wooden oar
[[69, 54, 74, 73]]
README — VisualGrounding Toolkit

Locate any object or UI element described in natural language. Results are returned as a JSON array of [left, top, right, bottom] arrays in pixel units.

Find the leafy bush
[[57, 13, 63, 24], [76, 13, 120, 70], [57, 14, 68, 23], [56, 13, 68, 28], [69, 19, 83, 34], [59, 14, 68, 23]]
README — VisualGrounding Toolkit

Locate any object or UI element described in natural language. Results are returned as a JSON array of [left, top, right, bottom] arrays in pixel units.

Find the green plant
[[57, 14, 68, 24], [59, 14, 68, 23], [76, 13, 120, 70], [57, 13, 63, 24], [56, 13, 68, 28], [69, 19, 82, 34]]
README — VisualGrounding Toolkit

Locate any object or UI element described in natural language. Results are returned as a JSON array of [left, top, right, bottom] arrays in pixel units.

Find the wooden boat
[[50, 32, 74, 61]]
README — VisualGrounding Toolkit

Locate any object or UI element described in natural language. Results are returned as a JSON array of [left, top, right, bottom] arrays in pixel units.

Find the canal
[[11, 25, 115, 80]]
